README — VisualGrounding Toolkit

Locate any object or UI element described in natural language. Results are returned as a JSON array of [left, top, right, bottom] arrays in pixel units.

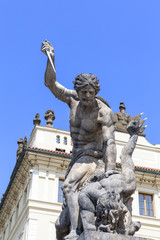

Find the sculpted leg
[[55, 206, 70, 240], [62, 178, 80, 239], [80, 211, 96, 231], [62, 157, 97, 239], [78, 182, 102, 231]]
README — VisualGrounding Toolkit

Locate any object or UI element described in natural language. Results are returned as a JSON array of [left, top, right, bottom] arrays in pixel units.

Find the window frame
[[56, 135, 60, 144], [63, 137, 67, 145], [58, 179, 64, 203], [139, 192, 154, 217]]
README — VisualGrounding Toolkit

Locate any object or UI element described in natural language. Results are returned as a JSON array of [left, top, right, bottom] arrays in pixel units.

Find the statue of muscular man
[[41, 40, 117, 240]]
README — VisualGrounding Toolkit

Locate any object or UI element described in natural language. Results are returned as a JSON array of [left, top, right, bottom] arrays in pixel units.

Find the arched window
[[56, 135, 60, 143], [63, 137, 67, 145]]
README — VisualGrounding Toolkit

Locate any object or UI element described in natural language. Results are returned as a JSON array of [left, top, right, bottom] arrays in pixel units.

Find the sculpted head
[[119, 102, 126, 114], [73, 73, 100, 106], [73, 73, 100, 93], [96, 190, 127, 231]]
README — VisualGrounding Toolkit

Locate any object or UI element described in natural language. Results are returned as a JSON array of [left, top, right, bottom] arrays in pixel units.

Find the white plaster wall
[[115, 131, 160, 170], [132, 185, 160, 240], [28, 208, 60, 240], [24, 165, 65, 240], [29, 126, 72, 153], [29, 168, 61, 203]]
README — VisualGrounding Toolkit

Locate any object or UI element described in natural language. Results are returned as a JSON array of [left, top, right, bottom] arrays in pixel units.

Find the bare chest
[[69, 103, 100, 132]]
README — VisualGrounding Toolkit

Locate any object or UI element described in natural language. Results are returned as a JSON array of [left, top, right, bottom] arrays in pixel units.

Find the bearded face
[[77, 85, 96, 107]]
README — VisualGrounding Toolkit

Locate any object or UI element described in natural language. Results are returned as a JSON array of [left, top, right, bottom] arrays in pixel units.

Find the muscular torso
[[69, 98, 110, 156]]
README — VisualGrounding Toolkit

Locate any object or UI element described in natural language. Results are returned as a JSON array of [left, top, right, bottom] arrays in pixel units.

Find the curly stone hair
[[73, 73, 100, 94], [96, 191, 127, 230]]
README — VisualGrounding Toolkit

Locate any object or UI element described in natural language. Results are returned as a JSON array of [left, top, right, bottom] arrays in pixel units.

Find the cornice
[[0, 150, 30, 231]]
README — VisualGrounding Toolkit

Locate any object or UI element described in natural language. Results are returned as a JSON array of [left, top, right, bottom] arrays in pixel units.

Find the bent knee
[[78, 191, 87, 207], [62, 179, 76, 195]]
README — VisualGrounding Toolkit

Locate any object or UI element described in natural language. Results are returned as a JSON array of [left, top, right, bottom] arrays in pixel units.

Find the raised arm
[[101, 108, 117, 171], [120, 120, 140, 173], [41, 40, 77, 105]]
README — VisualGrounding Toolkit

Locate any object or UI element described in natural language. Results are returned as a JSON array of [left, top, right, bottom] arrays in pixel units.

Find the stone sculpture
[[17, 138, 24, 161], [33, 113, 41, 126], [114, 102, 131, 132], [16, 136, 27, 161], [78, 120, 141, 236], [41, 40, 144, 240], [114, 102, 146, 135], [41, 40, 117, 238], [44, 109, 55, 126]]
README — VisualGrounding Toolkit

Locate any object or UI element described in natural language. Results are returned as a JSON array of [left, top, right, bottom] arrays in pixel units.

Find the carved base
[[77, 231, 147, 240]]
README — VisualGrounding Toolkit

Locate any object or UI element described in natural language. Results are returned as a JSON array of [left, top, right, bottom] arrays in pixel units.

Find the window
[[56, 148, 65, 152], [139, 193, 153, 216], [63, 137, 67, 145], [56, 135, 60, 143], [58, 180, 64, 203]]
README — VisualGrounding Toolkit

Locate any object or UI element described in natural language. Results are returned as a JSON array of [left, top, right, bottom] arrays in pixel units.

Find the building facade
[[0, 110, 160, 240]]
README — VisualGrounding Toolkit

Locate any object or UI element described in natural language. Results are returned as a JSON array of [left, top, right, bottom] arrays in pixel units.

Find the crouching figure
[[78, 120, 143, 236]]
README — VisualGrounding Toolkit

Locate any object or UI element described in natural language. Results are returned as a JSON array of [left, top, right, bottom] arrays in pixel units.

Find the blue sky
[[0, 0, 160, 199]]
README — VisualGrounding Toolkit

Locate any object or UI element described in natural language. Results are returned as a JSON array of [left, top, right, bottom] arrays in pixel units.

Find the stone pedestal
[[77, 231, 147, 240]]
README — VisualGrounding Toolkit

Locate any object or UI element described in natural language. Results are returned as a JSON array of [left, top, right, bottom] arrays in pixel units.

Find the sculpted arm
[[120, 120, 140, 175], [41, 40, 77, 105], [101, 109, 117, 171], [119, 120, 141, 194]]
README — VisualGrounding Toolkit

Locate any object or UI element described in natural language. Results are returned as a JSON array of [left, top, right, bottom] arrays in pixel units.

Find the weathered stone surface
[[42, 40, 117, 240], [78, 231, 147, 240], [78, 120, 142, 237], [16, 136, 27, 161], [33, 113, 41, 126], [44, 109, 55, 126], [114, 102, 146, 135], [41, 41, 146, 240]]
